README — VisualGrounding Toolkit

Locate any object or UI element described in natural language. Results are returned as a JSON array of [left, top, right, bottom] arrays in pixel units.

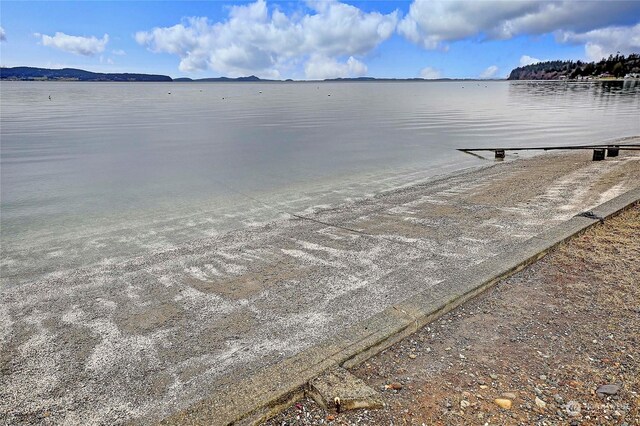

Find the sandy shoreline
[[1, 145, 639, 425]]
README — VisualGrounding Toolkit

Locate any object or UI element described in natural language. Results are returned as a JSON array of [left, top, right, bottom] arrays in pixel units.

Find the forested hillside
[[508, 54, 640, 80], [0, 67, 172, 81]]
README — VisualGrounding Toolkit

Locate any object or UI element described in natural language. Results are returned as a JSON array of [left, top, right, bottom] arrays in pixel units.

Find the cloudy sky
[[1, 0, 639, 79]]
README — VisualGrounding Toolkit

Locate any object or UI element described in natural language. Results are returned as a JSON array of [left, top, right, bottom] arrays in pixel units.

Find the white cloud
[[584, 43, 607, 63], [520, 55, 542, 66], [39, 32, 108, 56], [479, 65, 499, 79], [419, 66, 441, 79], [99, 55, 115, 65], [135, 0, 398, 78], [0, 27, 6, 42], [398, 1, 539, 49], [111, 49, 126, 56], [558, 23, 640, 61], [398, 0, 640, 50], [304, 55, 367, 80]]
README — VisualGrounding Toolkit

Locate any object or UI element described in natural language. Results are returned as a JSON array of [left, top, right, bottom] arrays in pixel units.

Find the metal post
[[592, 149, 605, 161], [607, 146, 619, 157], [495, 149, 505, 159]]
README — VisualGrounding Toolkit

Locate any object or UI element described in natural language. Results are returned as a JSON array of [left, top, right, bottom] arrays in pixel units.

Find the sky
[[1, 0, 639, 80]]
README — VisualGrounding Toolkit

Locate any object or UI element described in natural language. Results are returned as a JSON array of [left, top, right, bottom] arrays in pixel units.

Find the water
[[1, 80, 639, 284]]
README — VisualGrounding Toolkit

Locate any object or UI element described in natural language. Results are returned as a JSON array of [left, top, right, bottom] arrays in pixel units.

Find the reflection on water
[[508, 80, 640, 123], [509, 79, 640, 97], [1, 81, 638, 284]]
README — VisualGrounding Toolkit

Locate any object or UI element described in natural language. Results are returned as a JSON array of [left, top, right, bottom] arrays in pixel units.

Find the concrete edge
[[161, 187, 640, 426]]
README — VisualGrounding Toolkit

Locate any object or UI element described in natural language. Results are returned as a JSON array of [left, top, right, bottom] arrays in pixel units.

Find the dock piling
[[592, 149, 605, 161], [607, 146, 619, 157]]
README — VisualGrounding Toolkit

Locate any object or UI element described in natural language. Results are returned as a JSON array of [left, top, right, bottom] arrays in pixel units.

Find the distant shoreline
[[0, 66, 500, 82], [4, 65, 636, 83]]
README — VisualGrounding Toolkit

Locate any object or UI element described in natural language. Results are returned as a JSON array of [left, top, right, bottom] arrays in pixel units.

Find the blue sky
[[1, 1, 639, 79]]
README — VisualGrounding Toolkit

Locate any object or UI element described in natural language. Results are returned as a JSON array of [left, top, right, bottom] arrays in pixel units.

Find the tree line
[[508, 54, 640, 80]]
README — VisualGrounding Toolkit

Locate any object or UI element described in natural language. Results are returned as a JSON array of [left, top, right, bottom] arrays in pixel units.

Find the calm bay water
[[1, 80, 639, 284]]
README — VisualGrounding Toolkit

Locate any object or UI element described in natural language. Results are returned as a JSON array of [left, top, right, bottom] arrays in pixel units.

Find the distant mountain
[[508, 53, 640, 80], [324, 77, 378, 81], [194, 75, 269, 82], [174, 75, 271, 82], [0, 67, 172, 82], [323, 77, 455, 82]]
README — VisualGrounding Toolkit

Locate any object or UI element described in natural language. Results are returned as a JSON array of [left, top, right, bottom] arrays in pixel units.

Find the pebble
[[596, 384, 620, 396], [386, 383, 403, 390], [489, 373, 498, 380], [535, 397, 547, 409], [408, 354, 417, 359], [501, 392, 517, 399], [460, 400, 470, 408], [494, 398, 512, 409]]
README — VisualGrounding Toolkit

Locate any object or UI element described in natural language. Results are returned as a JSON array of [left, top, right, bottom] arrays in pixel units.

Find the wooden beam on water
[[456, 143, 640, 161], [457, 144, 640, 153]]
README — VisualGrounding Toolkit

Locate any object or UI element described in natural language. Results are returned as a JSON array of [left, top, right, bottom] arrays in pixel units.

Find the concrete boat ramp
[[1, 148, 639, 425]]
